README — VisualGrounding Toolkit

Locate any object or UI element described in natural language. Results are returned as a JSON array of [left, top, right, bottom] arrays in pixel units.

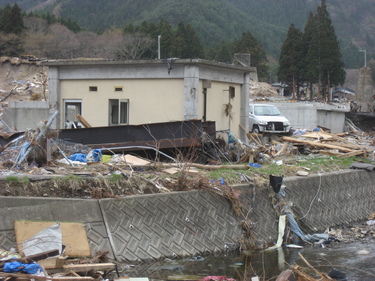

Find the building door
[[109, 99, 129, 125], [64, 100, 82, 128]]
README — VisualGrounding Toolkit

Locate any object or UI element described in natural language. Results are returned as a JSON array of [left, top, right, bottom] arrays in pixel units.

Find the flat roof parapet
[[42, 58, 256, 72]]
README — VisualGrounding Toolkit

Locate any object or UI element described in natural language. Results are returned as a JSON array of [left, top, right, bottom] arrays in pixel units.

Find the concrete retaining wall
[[238, 169, 375, 246], [274, 102, 349, 132], [0, 169, 374, 262], [2, 101, 49, 131]]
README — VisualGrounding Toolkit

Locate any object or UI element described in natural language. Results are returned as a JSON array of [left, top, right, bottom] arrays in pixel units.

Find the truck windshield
[[254, 106, 282, 116]]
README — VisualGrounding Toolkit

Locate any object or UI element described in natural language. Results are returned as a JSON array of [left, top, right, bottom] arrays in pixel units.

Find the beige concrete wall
[[60, 79, 184, 127], [203, 81, 242, 137], [60, 79, 242, 137]]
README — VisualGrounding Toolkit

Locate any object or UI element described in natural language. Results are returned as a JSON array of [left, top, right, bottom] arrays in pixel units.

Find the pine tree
[[170, 21, 203, 59], [170, 21, 187, 58], [157, 19, 174, 58], [209, 41, 235, 63], [8, 3, 25, 34], [304, 0, 345, 101], [278, 23, 304, 99], [235, 31, 269, 82], [184, 23, 203, 58], [303, 11, 319, 100]]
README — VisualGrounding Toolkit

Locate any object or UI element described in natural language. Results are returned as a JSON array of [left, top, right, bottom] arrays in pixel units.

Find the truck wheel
[[252, 125, 260, 134]]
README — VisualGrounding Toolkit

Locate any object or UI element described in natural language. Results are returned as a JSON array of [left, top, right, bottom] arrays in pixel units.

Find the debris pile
[[0, 56, 48, 104], [0, 222, 117, 281], [249, 81, 279, 97], [0, 114, 373, 199]]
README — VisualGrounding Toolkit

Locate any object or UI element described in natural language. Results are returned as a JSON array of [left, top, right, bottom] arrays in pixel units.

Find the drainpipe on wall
[[202, 88, 207, 121], [158, 35, 161, 60]]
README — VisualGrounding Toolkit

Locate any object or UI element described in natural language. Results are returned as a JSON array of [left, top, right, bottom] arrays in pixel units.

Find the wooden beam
[[337, 150, 366, 158], [275, 142, 289, 156], [319, 150, 344, 156], [246, 132, 262, 146], [51, 278, 93, 281], [77, 114, 92, 128], [281, 136, 354, 153], [47, 263, 115, 274]]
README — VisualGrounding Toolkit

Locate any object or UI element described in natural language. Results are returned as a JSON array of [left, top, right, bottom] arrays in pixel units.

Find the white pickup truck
[[249, 103, 291, 134]]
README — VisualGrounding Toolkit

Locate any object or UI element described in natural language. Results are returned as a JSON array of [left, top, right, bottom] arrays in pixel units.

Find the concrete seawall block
[[0, 197, 113, 258], [0, 169, 373, 262], [99, 190, 242, 262]]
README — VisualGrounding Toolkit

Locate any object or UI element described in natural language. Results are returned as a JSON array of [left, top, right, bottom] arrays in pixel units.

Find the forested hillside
[[0, 0, 373, 69]]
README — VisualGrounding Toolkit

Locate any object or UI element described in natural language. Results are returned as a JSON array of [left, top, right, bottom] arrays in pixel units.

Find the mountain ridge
[[0, 0, 373, 68]]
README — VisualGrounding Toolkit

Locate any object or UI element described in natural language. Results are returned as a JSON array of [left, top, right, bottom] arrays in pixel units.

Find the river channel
[[119, 241, 375, 281]]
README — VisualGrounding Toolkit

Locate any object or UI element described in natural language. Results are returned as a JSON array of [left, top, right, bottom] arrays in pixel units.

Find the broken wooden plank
[[337, 150, 366, 158], [318, 150, 344, 156], [47, 263, 115, 274], [246, 132, 262, 146], [275, 269, 295, 281], [77, 114, 92, 128], [50, 277, 93, 281], [302, 131, 333, 140], [38, 256, 66, 269], [123, 154, 151, 166], [298, 252, 333, 281], [275, 142, 289, 156], [321, 141, 364, 151], [0, 272, 49, 281], [188, 163, 250, 170], [281, 136, 354, 153], [162, 167, 179, 174]]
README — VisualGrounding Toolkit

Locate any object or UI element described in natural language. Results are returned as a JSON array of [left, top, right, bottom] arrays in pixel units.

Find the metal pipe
[[14, 111, 59, 167], [359, 49, 367, 67], [102, 145, 178, 163], [158, 35, 161, 60]]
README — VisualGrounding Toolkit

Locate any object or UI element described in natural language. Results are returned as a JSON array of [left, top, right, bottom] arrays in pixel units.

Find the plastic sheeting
[[68, 149, 102, 163], [22, 223, 63, 257], [4, 261, 43, 274]]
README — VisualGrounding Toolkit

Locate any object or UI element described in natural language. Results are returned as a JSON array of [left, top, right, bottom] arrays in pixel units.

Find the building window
[[64, 100, 82, 128], [109, 99, 129, 125], [89, 86, 98, 91], [229, 86, 235, 98], [114, 86, 123, 92]]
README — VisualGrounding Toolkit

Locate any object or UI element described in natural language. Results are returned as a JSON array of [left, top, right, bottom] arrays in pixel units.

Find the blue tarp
[[68, 149, 102, 163], [69, 153, 87, 162], [4, 261, 43, 274]]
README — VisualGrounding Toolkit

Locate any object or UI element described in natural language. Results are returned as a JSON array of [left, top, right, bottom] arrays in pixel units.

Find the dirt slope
[[0, 57, 48, 103]]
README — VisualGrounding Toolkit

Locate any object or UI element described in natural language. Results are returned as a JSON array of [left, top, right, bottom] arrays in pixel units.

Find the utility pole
[[158, 35, 161, 60], [359, 49, 367, 67]]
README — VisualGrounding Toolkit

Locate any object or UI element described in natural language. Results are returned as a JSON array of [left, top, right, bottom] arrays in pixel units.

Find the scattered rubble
[[0, 59, 374, 281], [0, 221, 117, 281], [0, 56, 48, 103], [250, 81, 279, 97], [0, 112, 373, 199]]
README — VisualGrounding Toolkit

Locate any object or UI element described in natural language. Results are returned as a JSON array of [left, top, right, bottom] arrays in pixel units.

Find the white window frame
[[109, 99, 129, 126], [63, 99, 82, 128]]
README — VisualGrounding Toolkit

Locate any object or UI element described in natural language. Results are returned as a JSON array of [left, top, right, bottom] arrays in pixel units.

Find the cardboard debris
[[123, 154, 151, 166], [162, 167, 180, 174], [14, 221, 91, 258]]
